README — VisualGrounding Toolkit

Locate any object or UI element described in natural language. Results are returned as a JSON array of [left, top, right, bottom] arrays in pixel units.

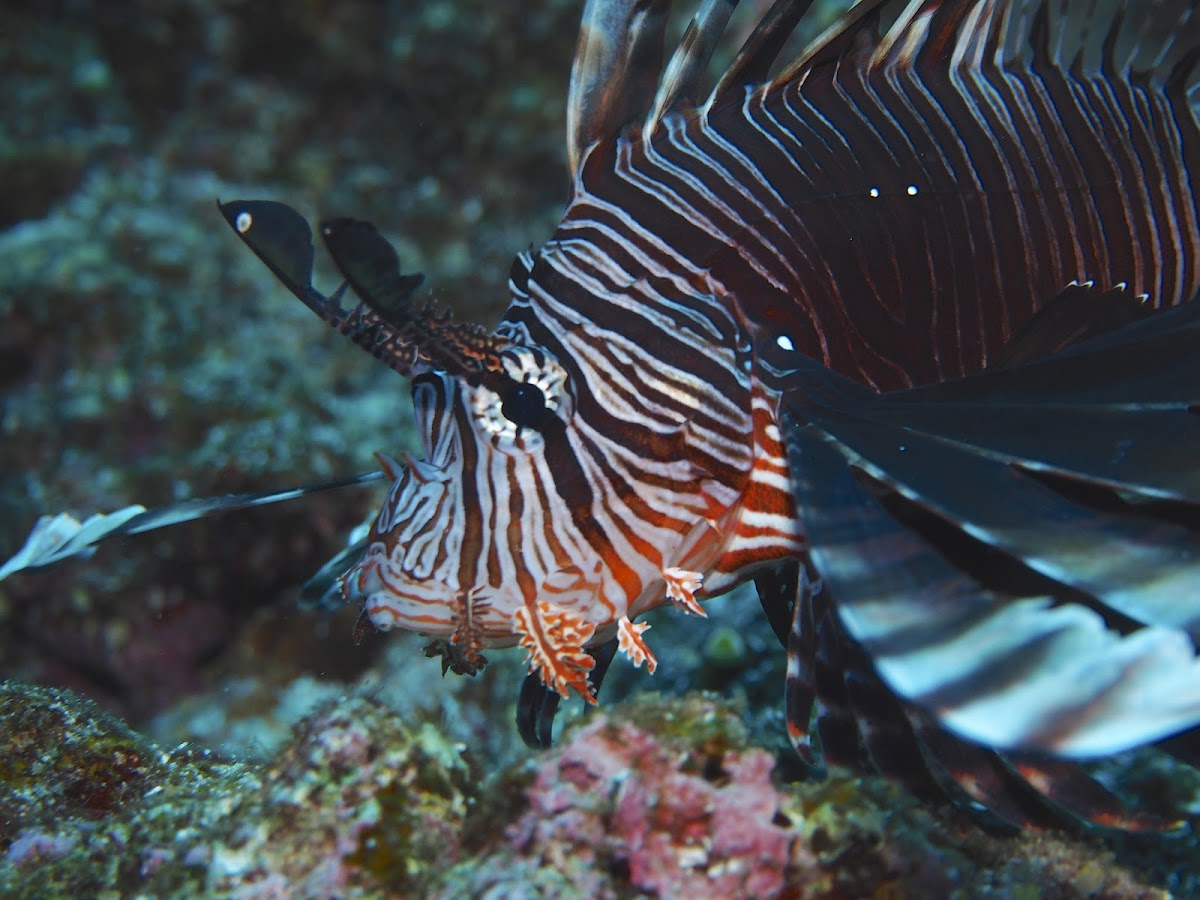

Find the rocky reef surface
[[2, 1, 1200, 896], [7, 682, 1197, 898]]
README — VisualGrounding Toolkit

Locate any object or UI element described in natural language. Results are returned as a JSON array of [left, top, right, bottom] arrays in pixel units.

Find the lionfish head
[[217, 199, 680, 699], [345, 342, 579, 653]]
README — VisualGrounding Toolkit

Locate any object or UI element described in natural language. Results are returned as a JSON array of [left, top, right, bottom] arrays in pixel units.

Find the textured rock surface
[[4, 684, 1191, 898]]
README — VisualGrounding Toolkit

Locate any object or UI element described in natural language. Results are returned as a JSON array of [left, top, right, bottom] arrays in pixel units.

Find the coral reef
[[444, 693, 1187, 899], [0, 680, 257, 896], [5, 683, 1187, 897], [491, 696, 797, 898], [0, 680, 473, 897]]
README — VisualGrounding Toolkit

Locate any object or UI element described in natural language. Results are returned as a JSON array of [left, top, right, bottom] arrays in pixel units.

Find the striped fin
[[1002, 751, 1181, 831], [867, 295, 1200, 505], [774, 289, 1200, 635], [810, 596, 1033, 828], [753, 561, 799, 649], [992, 283, 1154, 368], [775, 0, 1200, 87], [778, 419, 1189, 827], [572, 0, 1200, 178], [778, 553, 1173, 828], [584, 0, 871, 153], [786, 547, 1047, 827], [647, 0, 739, 126], [567, 0, 672, 179], [575, 0, 884, 156], [824, 419, 1200, 639], [761, 288, 1200, 639], [809, 591, 871, 770], [913, 713, 1177, 830], [761, 562, 823, 772], [704, 0, 818, 112], [904, 722, 1050, 829], [776, 404, 1200, 758], [0, 472, 384, 583], [826, 599, 947, 803], [562, 0, 1200, 393], [774, 304, 1200, 759], [772, 0, 893, 77]]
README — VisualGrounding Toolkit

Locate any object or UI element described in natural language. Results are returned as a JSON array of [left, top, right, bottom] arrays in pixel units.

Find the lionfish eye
[[500, 381, 547, 431]]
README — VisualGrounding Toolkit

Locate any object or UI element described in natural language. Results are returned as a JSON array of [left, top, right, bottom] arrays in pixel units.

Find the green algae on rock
[[221, 696, 472, 896], [0, 680, 473, 897], [0, 680, 256, 897], [0, 682, 1191, 897]]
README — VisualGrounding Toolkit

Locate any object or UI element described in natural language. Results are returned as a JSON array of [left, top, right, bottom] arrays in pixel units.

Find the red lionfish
[[7, 0, 1200, 830]]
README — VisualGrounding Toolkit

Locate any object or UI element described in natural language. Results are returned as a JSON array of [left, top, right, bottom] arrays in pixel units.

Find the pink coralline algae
[[508, 708, 796, 898]]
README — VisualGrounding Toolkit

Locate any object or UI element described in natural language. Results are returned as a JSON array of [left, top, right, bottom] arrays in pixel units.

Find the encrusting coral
[[2, 681, 1195, 897]]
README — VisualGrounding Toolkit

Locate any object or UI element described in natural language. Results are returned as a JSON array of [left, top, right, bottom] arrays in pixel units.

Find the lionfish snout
[[338, 448, 465, 638], [341, 542, 458, 636]]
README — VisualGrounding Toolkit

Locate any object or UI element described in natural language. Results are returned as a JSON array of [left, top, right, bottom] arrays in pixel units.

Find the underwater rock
[[0, 680, 473, 897], [205, 694, 473, 897], [505, 697, 793, 898], [0, 680, 257, 896], [1, 681, 1191, 897], [438, 693, 1178, 899]]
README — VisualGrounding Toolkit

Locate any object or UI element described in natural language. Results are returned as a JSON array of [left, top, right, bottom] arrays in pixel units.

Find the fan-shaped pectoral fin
[[782, 402, 1200, 759]]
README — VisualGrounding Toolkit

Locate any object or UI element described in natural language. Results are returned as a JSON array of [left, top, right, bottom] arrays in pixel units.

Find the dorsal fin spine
[[567, 0, 673, 180], [646, 0, 740, 135]]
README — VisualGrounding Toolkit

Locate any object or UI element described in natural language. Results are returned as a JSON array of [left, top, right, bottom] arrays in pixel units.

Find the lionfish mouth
[[340, 548, 458, 637], [341, 545, 504, 681]]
